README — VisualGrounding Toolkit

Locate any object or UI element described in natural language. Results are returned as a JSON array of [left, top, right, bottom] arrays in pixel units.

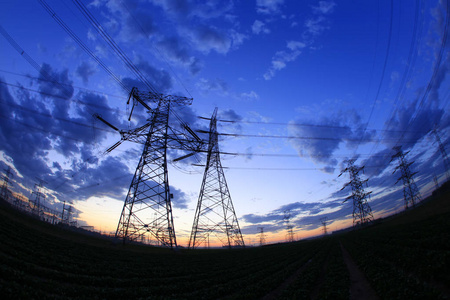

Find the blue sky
[[0, 0, 449, 245]]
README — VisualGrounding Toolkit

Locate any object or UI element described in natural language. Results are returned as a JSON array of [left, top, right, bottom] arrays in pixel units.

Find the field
[[0, 185, 449, 299]]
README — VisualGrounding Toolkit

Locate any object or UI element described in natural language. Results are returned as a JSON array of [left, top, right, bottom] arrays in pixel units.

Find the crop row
[[342, 238, 446, 299], [0, 208, 330, 299], [278, 238, 350, 300]]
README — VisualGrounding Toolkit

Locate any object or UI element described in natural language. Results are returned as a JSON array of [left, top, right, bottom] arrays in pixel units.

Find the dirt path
[[340, 242, 379, 300], [260, 258, 313, 300]]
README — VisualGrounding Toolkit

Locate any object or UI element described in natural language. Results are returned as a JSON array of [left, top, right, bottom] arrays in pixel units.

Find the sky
[[0, 0, 449, 247]]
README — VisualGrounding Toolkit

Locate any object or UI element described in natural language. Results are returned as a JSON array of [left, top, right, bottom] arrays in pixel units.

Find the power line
[[0, 69, 127, 101], [71, 0, 158, 94], [199, 130, 428, 144], [354, 0, 395, 155], [0, 80, 118, 116], [38, 0, 129, 93], [119, 0, 193, 98], [198, 117, 430, 135]]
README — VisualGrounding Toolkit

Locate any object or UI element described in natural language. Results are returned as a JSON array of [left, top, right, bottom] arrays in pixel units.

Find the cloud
[[256, 0, 284, 15], [305, 1, 335, 37], [311, 1, 336, 15], [150, 0, 242, 55], [241, 198, 349, 233], [123, 8, 157, 39], [288, 109, 376, 173], [188, 25, 232, 54], [157, 37, 202, 75], [240, 90, 259, 101], [196, 78, 228, 95], [218, 109, 243, 122], [304, 16, 328, 37], [261, 1, 336, 80], [76, 61, 96, 85], [122, 58, 173, 93], [252, 20, 270, 35], [263, 41, 304, 80], [171, 186, 189, 209], [61, 156, 131, 200], [383, 101, 445, 150]]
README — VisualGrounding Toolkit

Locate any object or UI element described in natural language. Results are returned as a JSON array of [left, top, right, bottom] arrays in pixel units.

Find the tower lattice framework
[[283, 210, 295, 242], [32, 179, 47, 218], [391, 146, 421, 209], [103, 88, 194, 248], [1, 166, 13, 201], [432, 128, 450, 181], [189, 108, 245, 249], [339, 159, 374, 226]]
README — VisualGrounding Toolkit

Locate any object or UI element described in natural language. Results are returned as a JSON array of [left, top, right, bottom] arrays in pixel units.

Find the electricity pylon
[[432, 128, 449, 181], [339, 158, 373, 226], [95, 88, 201, 248], [391, 146, 421, 209], [258, 227, 266, 246], [284, 210, 295, 242], [320, 216, 328, 235], [32, 179, 47, 218], [1, 166, 13, 201], [189, 108, 245, 249]]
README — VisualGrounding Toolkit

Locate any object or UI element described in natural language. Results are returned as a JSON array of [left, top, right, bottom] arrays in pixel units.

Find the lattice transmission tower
[[320, 216, 328, 235], [432, 128, 450, 181], [258, 227, 266, 246], [95, 88, 201, 248], [1, 166, 13, 201], [31, 179, 47, 218], [283, 210, 295, 242], [189, 108, 245, 249], [339, 158, 373, 226], [391, 146, 421, 209]]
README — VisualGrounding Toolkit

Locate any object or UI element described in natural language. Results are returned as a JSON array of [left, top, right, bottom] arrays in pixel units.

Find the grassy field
[[0, 184, 449, 299]]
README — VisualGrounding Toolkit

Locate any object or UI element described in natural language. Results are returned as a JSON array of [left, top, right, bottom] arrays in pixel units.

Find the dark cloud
[[218, 109, 243, 122], [191, 25, 231, 54], [196, 78, 228, 96], [243, 199, 345, 226], [123, 59, 173, 93], [383, 101, 444, 150], [124, 8, 157, 39], [76, 61, 96, 85], [38, 63, 73, 119], [157, 37, 202, 75], [241, 197, 355, 234], [171, 186, 189, 209], [240, 223, 284, 235], [288, 109, 376, 173], [361, 148, 393, 177]]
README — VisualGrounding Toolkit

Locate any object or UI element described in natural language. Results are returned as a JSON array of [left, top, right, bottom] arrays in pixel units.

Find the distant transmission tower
[[432, 128, 450, 181], [391, 146, 422, 209], [32, 179, 47, 218], [258, 227, 266, 246], [61, 200, 74, 225], [320, 216, 328, 235], [283, 210, 295, 242], [339, 158, 373, 226], [1, 166, 13, 201], [95, 88, 200, 248], [189, 108, 245, 249], [433, 174, 439, 191]]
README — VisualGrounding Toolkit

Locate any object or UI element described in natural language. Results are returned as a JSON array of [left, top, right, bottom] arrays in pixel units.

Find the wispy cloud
[[263, 1, 336, 80], [252, 20, 270, 35], [256, 0, 285, 15], [263, 40, 305, 80]]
